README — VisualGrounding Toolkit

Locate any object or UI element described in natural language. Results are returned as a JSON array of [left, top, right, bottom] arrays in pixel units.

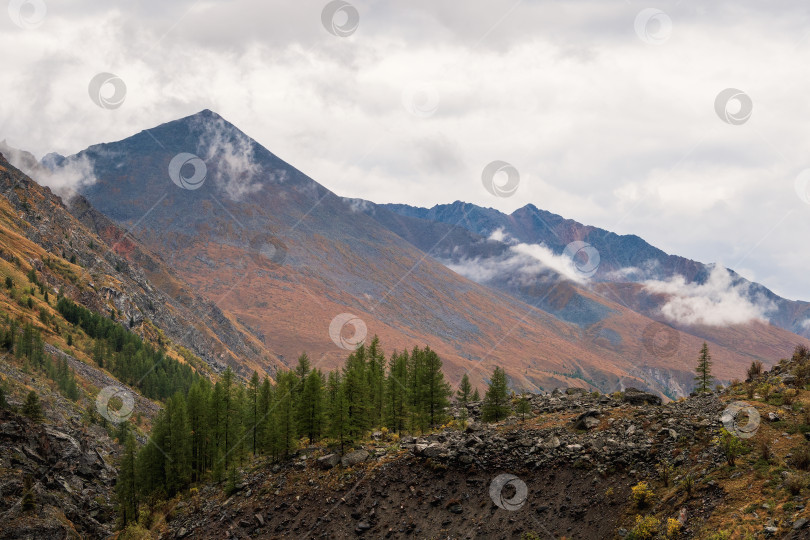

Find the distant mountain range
[[372, 200, 810, 338], [4, 110, 808, 398]]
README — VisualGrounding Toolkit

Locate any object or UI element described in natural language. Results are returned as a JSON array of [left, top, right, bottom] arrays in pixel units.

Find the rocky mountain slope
[[150, 349, 810, 539], [0, 148, 280, 378], [37, 110, 810, 397], [380, 201, 810, 339]]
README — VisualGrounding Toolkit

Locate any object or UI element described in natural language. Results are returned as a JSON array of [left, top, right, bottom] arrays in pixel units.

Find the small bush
[[680, 474, 695, 497], [759, 439, 772, 463], [718, 428, 744, 466], [666, 518, 682, 538], [630, 481, 654, 508], [627, 515, 661, 540], [789, 445, 810, 471], [657, 460, 675, 487], [785, 472, 806, 495]]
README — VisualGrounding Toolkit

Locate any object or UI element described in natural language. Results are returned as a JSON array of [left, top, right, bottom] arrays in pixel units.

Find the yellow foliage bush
[[627, 515, 660, 540], [630, 481, 654, 508], [666, 518, 681, 538]]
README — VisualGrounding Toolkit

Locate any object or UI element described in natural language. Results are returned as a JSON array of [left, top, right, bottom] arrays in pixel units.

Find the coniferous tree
[[274, 370, 298, 457], [167, 393, 191, 494], [471, 387, 481, 401], [298, 369, 325, 444], [137, 409, 169, 497], [515, 396, 531, 421], [407, 346, 426, 432], [481, 367, 511, 422], [247, 371, 260, 455], [457, 373, 472, 404], [343, 345, 370, 440], [233, 383, 248, 465], [385, 351, 408, 433], [22, 391, 43, 422], [186, 379, 209, 482], [219, 368, 237, 468], [257, 376, 274, 456], [366, 336, 386, 429], [421, 347, 451, 428], [694, 342, 714, 394], [326, 370, 349, 452], [116, 431, 138, 527], [293, 353, 311, 402]]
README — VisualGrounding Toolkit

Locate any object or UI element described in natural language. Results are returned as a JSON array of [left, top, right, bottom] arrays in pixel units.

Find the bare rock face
[[0, 408, 117, 539]]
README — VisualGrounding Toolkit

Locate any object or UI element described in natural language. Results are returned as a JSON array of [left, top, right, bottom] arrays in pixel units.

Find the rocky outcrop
[[0, 408, 117, 539]]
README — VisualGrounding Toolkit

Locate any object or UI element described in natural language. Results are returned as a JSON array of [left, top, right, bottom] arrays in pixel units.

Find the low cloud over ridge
[[643, 265, 775, 326]]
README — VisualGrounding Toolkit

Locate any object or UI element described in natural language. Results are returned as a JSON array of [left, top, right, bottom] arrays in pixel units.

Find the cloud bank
[[447, 232, 591, 286], [643, 265, 775, 326]]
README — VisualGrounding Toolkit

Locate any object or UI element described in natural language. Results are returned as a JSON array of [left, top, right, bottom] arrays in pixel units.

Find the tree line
[[117, 337, 453, 526], [56, 297, 198, 400], [0, 317, 80, 401]]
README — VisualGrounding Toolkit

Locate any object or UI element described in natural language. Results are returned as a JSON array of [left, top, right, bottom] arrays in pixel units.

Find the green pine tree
[[274, 371, 298, 458], [326, 370, 349, 453], [298, 369, 325, 444], [481, 367, 511, 422], [22, 390, 43, 422], [384, 351, 408, 433], [456, 373, 472, 404], [694, 342, 714, 394], [343, 345, 370, 440], [116, 432, 138, 527], [515, 396, 531, 421], [247, 371, 260, 455]]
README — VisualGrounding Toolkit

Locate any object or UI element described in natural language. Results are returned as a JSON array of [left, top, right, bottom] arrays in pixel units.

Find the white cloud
[[191, 114, 264, 201], [447, 240, 589, 285], [487, 228, 516, 244], [643, 265, 776, 326], [801, 319, 810, 330], [0, 143, 96, 197]]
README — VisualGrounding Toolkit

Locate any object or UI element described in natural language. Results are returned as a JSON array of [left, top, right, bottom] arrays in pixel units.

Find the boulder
[[341, 449, 370, 468], [622, 388, 662, 406], [572, 409, 600, 430], [317, 454, 340, 470], [422, 443, 447, 458]]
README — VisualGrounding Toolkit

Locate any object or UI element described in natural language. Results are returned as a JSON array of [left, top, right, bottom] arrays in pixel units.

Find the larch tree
[[694, 342, 714, 394], [481, 367, 511, 422]]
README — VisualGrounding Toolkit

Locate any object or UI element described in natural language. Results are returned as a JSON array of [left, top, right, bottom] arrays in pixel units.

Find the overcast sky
[[1, 0, 809, 300]]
